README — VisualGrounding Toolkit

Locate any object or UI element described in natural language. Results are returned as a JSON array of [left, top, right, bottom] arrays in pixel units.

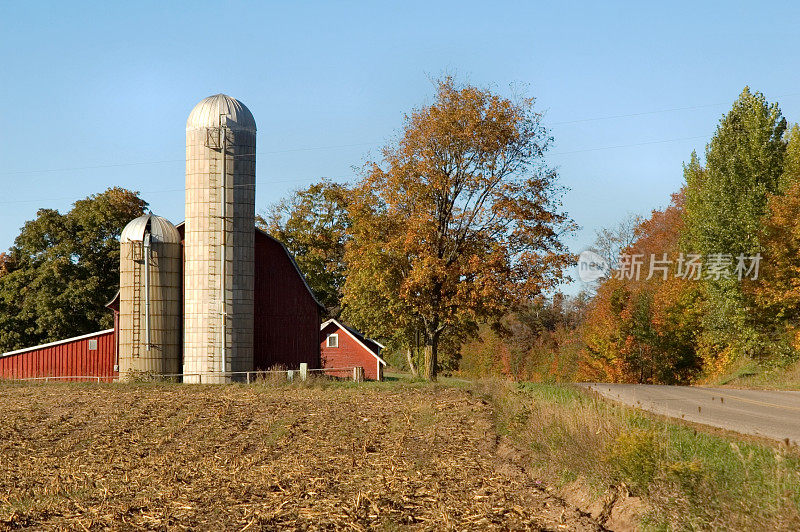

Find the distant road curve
[[579, 383, 800, 444]]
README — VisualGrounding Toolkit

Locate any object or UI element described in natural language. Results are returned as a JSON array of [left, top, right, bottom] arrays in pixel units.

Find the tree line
[[7, 84, 797, 385], [0, 188, 147, 352], [438, 87, 800, 385], [0, 79, 574, 382], [581, 88, 800, 383]]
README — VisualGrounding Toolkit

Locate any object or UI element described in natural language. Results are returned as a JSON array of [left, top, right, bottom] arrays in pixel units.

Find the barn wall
[[320, 322, 380, 380], [253, 230, 321, 370], [0, 330, 117, 382]]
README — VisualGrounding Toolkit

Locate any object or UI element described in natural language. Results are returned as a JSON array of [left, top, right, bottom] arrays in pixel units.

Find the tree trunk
[[406, 347, 418, 377], [422, 333, 439, 381]]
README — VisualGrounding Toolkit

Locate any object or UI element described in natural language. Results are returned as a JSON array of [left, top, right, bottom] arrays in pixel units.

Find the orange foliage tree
[[343, 78, 575, 380], [752, 125, 800, 350], [459, 293, 587, 381], [581, 190, 704, 383]]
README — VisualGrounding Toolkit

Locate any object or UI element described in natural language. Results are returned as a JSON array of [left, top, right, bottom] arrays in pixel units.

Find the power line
[[0, 142, 381, 176], [0, 175, 349, 206], [0, 135, 715, 207], [551, 104, 725, 126], [549, 91, 800, 126], [549, 135, 709, 156], [0, 131, 710, 177], [8, 91, 799, 177]]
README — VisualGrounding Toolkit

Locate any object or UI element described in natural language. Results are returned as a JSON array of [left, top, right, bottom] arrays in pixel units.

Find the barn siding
[[253, 230, 321, 370], [0, 330, 117, 382], [320, 322, 381, 380]]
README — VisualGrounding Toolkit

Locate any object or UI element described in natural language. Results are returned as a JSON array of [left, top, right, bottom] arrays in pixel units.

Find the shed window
[[327, 334, 339, 348], [88, 339, 98, 351]]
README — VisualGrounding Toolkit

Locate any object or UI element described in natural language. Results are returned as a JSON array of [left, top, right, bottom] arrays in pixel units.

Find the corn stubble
[[0, 383, 602, 531]]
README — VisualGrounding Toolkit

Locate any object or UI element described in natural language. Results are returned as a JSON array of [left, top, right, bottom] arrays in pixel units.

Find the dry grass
[[479, 380, 800, 531], [0, 381, 602, 531], [712, 357, 800, 390]]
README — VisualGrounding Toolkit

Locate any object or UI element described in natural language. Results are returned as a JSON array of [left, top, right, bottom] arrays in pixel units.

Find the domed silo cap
[[186, 94, 256, 132], [120, 214, 181, 244]]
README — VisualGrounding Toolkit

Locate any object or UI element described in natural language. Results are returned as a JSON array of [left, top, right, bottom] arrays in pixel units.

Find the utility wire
[[0, 142, 380, 176], [549, 90, 800, 125], [0, 176, 344, 206], [7, 90, 800, 177], [549, 135, 709, 156], [0, 134, 718, 206], [0, 131, 712, 177]]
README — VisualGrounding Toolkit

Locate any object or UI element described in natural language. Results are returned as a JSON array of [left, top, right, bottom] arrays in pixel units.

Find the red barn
[[251, 227, 322, 370], [0, 226, 322, 381], [320, 319, 386, 381]]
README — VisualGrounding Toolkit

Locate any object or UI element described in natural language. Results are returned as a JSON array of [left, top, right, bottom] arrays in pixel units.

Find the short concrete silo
[[119, 214, 182, 380], [184, 94, 256, 383]]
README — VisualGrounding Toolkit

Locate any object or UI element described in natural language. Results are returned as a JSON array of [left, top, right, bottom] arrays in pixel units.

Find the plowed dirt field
[[0, 382, 602, 531]]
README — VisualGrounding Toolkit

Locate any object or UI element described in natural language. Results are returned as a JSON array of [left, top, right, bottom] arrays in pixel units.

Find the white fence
[[3, 364, 367, 384]]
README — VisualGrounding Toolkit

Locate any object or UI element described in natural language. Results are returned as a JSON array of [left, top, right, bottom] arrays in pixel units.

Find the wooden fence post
[[353, 366, 364, 383], [299, 363, 308, 382]]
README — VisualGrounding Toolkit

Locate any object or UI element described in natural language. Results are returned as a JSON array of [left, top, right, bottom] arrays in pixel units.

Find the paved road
[[580, 383, 800, 443]]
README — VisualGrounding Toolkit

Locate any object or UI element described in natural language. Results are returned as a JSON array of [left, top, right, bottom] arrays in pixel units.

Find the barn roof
[[254, 226, 325, 310], [0, 329, 115, 358], [321, 318, 387, 366]]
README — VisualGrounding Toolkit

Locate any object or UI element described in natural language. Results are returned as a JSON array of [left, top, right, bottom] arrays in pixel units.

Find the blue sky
[[1, 1, 799, 291]]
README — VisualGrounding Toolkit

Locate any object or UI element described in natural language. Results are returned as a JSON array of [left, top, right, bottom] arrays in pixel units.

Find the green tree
[[683, 87, 787, 357], [0, 187, 147, 351], [343, 78, 574, 380], [781, 124, 800, 191], [684, 87, 786, 256], [258, 179, 350, 317]]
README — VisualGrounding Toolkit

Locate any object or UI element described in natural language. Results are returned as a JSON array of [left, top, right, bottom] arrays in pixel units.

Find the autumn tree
[[343, 78, 574, 380], [258, 179, 350, 317], [592, 214, 640, 273], [459, 293, 588, 382], [0, 187, 147, 351], [581, 191, 704, 383], [341, 213, 424, 375], [752, 124, 800, 350]]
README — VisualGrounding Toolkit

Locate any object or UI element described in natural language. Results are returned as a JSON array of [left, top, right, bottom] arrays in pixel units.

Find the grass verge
[[476, 380, 800, 530], [711, 356, 800, 390]]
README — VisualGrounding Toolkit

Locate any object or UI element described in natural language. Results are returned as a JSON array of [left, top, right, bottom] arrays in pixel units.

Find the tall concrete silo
[[184, 94, 256, 383], [119, 214, 182, 380]]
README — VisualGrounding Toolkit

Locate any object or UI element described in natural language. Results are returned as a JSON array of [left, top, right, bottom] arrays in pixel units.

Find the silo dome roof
[[120, 214, 180, 244], [186, 94, 256, 132]]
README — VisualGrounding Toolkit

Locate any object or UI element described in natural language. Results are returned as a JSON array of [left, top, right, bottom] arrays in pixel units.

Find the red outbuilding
[[0, 329, 117, 382], [320, 318, 386, 381]]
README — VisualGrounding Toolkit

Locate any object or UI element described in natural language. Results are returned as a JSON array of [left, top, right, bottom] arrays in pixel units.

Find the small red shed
[[320, 319, 386, 381]]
